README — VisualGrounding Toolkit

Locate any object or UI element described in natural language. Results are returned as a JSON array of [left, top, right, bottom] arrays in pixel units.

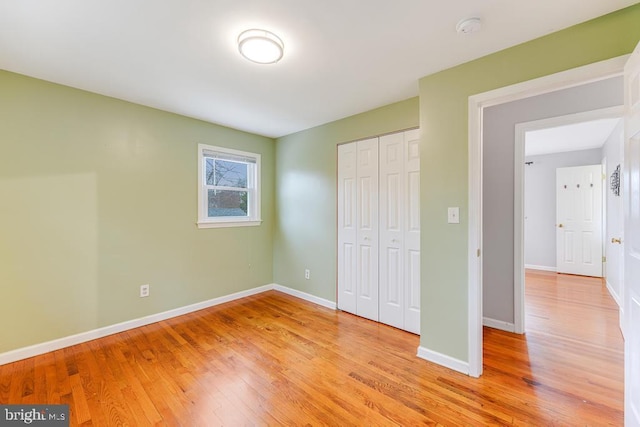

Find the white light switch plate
[[448, 207, 460, 224]]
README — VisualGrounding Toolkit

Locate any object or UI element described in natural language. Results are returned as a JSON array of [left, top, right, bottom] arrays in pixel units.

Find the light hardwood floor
[[0, 271, 623, 425]]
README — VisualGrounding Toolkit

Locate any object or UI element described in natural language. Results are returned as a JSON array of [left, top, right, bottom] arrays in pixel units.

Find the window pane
[[205, 158, 215, 185], [205, 158, 248, 188], [208, 189, 248, 217]]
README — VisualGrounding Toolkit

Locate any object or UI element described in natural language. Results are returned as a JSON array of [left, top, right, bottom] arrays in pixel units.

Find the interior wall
[[0, 70, 275, 354], [603, 120, 625, 304], [418, 4, 640, 361], [524, 148, 604, 271], [273, 98, 419, 302]]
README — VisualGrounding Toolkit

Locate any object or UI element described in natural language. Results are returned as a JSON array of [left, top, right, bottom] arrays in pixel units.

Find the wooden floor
[[0, 271, 623, 425]]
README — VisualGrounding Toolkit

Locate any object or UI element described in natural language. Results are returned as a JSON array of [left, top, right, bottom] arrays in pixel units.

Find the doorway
[[513, 109, 623, 332], [467, 54, 628, 377]]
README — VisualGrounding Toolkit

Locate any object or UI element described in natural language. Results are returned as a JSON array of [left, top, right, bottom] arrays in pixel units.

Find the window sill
[[197, 219, 262, 229]]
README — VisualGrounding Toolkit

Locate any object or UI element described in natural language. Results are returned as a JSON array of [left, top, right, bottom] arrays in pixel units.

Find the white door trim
[[513, 106, 623, 333], [467, 54, 628, 378]]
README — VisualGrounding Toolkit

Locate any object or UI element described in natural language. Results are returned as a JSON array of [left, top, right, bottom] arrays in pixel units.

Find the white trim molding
[[468, 92, 484, 378], [0, 284, 336, 366], [417, 346, 470, 375], [606, 280, 622, 308], [273, 284, 337, 310], [483, 317, 516, 333], [524, 264, 557, 272], [467, 54, 629, 379]]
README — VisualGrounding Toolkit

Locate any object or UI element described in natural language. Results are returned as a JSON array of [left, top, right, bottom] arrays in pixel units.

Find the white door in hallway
[[624, 39, 640, 427], [556, 164, 603, 277]]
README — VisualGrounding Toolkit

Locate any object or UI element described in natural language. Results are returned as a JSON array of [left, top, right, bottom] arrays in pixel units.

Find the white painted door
[[603, 129, 625, 332], [379, 130, 421, 334], [338, 130, 419, 333], [337, 142, 357, 314], [403, 129, 421, 334], [379, 132, 405, 329], [623, 40, 640, 427], [356, 138, 379, 321], [556, 165, 603, 277]]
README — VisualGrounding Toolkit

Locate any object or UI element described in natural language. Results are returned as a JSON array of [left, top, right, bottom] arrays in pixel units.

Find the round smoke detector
[[456, 18, 482, 35]]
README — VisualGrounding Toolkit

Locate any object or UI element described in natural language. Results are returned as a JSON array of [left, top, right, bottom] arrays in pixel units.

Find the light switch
[[448, 207, 460, 224]]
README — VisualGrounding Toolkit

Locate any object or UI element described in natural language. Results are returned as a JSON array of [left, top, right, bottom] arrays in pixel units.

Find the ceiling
[[525, 118, 621, 156], [0, 1, 637, 138]]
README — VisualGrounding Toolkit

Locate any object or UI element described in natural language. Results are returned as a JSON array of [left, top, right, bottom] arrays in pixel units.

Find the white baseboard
[[272, 284, 337, 310], [483, 317, 516, 333], [0, 283, 335, 366], [605, 280, 622, 308], [524, 264, 557, 272], [416, 346, 469, 376]]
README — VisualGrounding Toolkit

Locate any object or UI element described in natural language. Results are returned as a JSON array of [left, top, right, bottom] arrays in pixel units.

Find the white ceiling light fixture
[[456, 18, 482, 35], [238, 29, 284, 64]]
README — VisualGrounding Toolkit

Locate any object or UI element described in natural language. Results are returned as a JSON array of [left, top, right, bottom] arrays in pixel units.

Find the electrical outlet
[[305, 269, 310, 280], [140, 284, 150, 298]]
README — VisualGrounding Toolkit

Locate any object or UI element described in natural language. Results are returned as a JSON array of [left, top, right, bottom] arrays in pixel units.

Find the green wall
[[419, 4, 640, 361], [0, 71, 275, 353], [273, 98, 419, 301]]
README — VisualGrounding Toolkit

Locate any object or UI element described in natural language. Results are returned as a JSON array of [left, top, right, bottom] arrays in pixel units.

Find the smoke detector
[[456, 18, 482, 35]]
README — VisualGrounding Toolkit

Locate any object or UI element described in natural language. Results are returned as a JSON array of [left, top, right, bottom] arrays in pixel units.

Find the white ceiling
[[525, 118, 621, 157], [0, 1, 637, 138]]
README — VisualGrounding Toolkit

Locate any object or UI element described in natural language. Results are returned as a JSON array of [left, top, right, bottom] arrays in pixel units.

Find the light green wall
[[420, 4, 640, 361], [0, 70, 275, 353], [273, 98, 419, 300]]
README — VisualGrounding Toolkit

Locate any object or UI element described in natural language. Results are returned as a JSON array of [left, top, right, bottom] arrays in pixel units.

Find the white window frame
[[197, 143, 261, 229]]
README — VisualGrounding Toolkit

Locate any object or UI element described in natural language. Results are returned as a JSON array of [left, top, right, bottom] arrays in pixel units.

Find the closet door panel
[[404, 129, 421, 334], [356, 138, 379, 321], [379, 132, 404, 329], [405, 248, 421, 334], [337, 143, 357, 314]]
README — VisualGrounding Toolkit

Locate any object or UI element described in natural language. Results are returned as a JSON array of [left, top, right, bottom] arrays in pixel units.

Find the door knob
[[558, 224, 564, 228], [612, 237, 622, 244]]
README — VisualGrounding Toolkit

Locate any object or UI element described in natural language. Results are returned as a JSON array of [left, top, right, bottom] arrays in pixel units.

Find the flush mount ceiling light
[[238, 29, 284, 64]]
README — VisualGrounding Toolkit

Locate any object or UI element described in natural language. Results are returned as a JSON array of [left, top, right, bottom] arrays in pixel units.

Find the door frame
[[513, 106, 623, 333], [467, 54, 628, 378]]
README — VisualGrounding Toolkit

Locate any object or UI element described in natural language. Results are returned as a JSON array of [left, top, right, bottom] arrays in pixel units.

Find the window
[[197, 144, 261, 228]]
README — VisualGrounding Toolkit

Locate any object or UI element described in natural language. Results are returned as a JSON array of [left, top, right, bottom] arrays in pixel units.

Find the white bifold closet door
[[337, 129, 420, 334], [337, 138, 379, 321], [337, 142, 358, 314], [379, 130, 421, 334]]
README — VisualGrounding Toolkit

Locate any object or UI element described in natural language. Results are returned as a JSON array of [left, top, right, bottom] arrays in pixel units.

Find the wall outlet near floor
[[140, 284, 150, 298], [305, 269, 310, 280]]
